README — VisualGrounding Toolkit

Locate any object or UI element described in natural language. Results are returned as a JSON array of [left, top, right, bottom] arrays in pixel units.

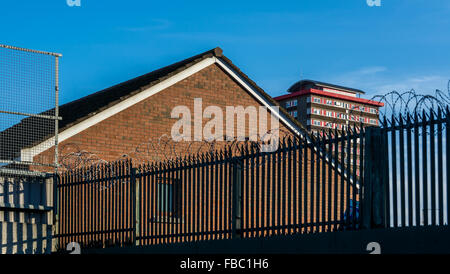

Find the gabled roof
[[1, 47, 308, 161]]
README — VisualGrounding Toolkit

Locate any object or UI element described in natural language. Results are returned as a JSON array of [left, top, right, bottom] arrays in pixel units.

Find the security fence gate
[[55, 108, 449, 250]]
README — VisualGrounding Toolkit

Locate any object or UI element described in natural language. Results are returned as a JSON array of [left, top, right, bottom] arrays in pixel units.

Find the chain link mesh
[[0, 45, 59, 174]]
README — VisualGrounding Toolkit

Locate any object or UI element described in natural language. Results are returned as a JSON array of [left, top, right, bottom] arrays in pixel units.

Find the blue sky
[[1, 0, 449, 105]]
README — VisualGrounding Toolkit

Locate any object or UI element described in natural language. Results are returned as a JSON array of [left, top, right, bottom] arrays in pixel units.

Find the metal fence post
[[362, 126, 387, 229], [52, 173, 60, 252], [232, 159, 243, 238], [131, 168, 140, 246]]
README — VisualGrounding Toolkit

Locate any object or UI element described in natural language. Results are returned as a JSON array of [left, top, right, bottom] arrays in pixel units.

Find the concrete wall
[[0, 174, 54, 254]]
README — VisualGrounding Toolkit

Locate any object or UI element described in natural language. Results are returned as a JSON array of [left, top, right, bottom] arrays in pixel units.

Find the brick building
[[274, 80, 384, 135]]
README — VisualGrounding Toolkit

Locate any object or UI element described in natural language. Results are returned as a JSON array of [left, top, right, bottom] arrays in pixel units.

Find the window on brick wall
[[156, 182, 181, 218]]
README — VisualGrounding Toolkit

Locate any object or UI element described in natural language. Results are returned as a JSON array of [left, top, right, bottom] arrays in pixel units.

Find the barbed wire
[[370, 80, 450, 118]]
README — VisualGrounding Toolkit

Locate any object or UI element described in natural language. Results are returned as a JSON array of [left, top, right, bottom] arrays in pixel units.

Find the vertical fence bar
[[90, 166, 95, 246], [98, 167, 103, 246], [359, 127, 365, 228], [422, 111, 429, 226], [110, 166, 115, 245], [430, 111, 436, 226], [232, 158, 243, 238], [267, 149, 272, 236], [219, 153, 224, 240], [327, 130, 332, 232], [334, 129, 339, 231], [346, 128, 351, 230], [414, 112, 420, 226], [381, 117, 390, 228], [297, 138, 303, 233], [247, 147, 251, 237], [202, 153, 209, 240], [225, 151, 231, 239], [131, 168, 138, 245], [303, 138, 308, 233], [89, 167, 94, 245], [292, 138, 297, 233], [437, 109, 444, 226], [282, 141, 287, 235], [310, 139, 315, 233], [406, 115, 413, 227], [446, 107, 450, 225], [156, 162, 161, 244], [277, 143, 282, 235], [182, 159, 187, 243], [296, 138, 301, 232], [83, 167, 87, 246], [287, 139, 292, 234], [106, 165, 111, 245], [340, 130, 345, 230], [352, 127, 357, 230], [399, 116, 406, 227], [195, 157, 200, 241], [322, 133, 327, 232], [178, 160, 183, 243], [256, 146, 261, 237], [272, 147, 277, 236], [167, 162, 172, 243], [185, 158, 191, 243], [316, 135, 321, 233], [77, 168, 82, 244], [391, 116, 398, 227], [214, 152, 219, 240], [284, 138, 289, 235], [261, 149, 266, 236]]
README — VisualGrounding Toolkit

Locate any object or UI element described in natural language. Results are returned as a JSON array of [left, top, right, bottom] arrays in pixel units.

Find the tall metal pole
[[53, 55, 60, 252]]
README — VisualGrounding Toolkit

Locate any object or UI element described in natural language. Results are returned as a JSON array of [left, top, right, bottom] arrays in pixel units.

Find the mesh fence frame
[[0, 44, 61, 175]]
